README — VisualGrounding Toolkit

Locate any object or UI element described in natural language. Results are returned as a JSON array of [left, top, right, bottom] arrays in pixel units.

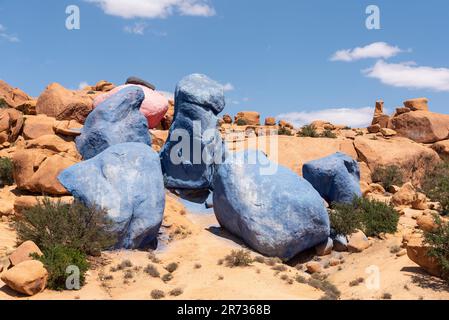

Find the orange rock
[[403, 98, 429, 111], [264, 117, 276, 126], [407, 237, 442, 277], [347, 230, 371, 253], [235, 111, 260, 126], [1, 260, 48, 296], [0, 108, 24, 144], [0, 80, 31, 109], [22, 115, 56, 140], [9, 241, 43, 266], [306, 262, 322, 274]]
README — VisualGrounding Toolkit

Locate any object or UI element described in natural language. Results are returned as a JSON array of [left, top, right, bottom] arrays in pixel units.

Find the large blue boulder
[[76, 86, 151, 160], [302, 152, 362, 204], [160, 74, 226, 203], [213, 150, 330, 260], [58, 143, 165, 249]]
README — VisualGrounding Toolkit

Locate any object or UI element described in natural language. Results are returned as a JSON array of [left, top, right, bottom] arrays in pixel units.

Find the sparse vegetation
[[421, 161, 449, 214], [15, 199, 117, 256], [236, 118, 247, 126], [253, 256, 266, 264], [162, 273, 173, 282], [371, 165, 404, 190], [330, 197, 399, 237], [33, 245, 89, 291], [117, 260, 133, 270], [165, 262, 178, 273], [381, 292, 392, 300], [148, 251, 161, 263], [169, 288, 183, 296], [309, 278, 341, 300], [151, 289, 165, 300], [349, 277, 364, 287], [278, 127, 293, 136], [224, 250, 253, 268], [194, 263, 202, 269], [322, 129, 337, 139], [423, 214, 449, 282], [272, 264, 287, 272], [298, 124, 319, 138], [124, 270, 134, 279], [0, 157, 14, 186], [390, 245, 402, 254], [144, 264, 160, 278]]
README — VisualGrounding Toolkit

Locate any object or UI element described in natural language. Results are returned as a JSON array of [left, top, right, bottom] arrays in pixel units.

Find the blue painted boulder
[[302, 152, 362, 204], [76, 86, 151, 160], [160, 74, 226, 203], [58, 143, 165, 249], [213, 150, 330, 260]]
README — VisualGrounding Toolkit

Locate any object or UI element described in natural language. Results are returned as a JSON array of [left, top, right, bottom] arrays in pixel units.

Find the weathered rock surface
[[76, 86, 151, 160], [347, 230, 371, 253], [58, 143, 165, 249], [1, 260, 48, 296], [235, 111, 260, 126], [22, 115, 56, 140], [9, 241, 42, 266], [303, 152, 361, 204], [0, 80, 31, 109], [0, 108, 23, 144], [213, 150, 330, 260], [36, 83, 95, 123], [403, 98, 429, 111], [407, 237, 442, 277], [391, 111, 449, 143]]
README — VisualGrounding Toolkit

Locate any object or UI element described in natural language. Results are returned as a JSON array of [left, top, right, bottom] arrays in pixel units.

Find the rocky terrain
[[1, 77, 449, 300]]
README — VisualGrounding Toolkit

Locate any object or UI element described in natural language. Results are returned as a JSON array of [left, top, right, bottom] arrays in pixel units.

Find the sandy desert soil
[[1, 193, 448, 301]]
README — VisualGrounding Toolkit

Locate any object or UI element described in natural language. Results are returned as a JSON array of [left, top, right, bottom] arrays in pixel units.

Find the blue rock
[[76, 86, 151, 160], [58, 143, 165, 249], [302, 152, 362, 204], [213, 150, 330, 260], [160, 74, 226, 202]]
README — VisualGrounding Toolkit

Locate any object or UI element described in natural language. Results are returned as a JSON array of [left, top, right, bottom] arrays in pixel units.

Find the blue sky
[[1, 0, 449, 127]]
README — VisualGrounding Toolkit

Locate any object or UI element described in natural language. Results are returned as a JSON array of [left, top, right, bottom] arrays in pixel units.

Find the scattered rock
[[306, 262, 322, 274], [53, 120, 83, 137], [381, 128, 397, 137], [416, 214, 438, 232], [94, 80, 115, 92], [391, 182, 416, 207], [404, 98, 429, 111], [0, 80, 31, 109], [347, 230, 371, 253], [222, 114, 233, 124], [77, 86, 152, 160], [235, 111, 260, 126], [396, 249, 407, 257], [1, 260, 48, 296], [22, 115, 56, 140], [9, 241, 43, 266], [36, 83, 94, 123], [93, 84, 168, 129], [329, 258, 340, 266], [368, 183, 385, 195], [303, 152, 362, 204], [160, 74, 226, 202], [367, 124, 381, 134], [213, 150, 330, 260], [412, 192, 428, 210], [58, 143, 165, 249], [431, 140, 449, 161], [387, 185, 400, 194]]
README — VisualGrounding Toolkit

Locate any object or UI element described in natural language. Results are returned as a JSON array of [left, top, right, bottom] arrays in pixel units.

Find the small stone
[[1, 260, 48, 296], [306, 262, 322, 274], [329, 258, 340, 266], [9, 241, 43, 266], [396, 249, 407, 257], [347, 230, 371, 253]]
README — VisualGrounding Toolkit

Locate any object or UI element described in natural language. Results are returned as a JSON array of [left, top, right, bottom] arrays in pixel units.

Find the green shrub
[[165, 262, 178, 273], [330, 197, 399, 237], [34, 245, 89, 291], [321, 129, 337, 139], [15, 199, 117, 256], [0, 157, 14, 186], [423, 215, 449, 282], [298, 124, 319, 138], [169, 288, 183, 296], [224, 250, 253, 267], [371, 165, 404, 190], [421, 161, 449, 214], [278, 127, 293, 136], [151, 289, 165, 300], [236, 118, 247, 126], [144, 264, 160, 278]]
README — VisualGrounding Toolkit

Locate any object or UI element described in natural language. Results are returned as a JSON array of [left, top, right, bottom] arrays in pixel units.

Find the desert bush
[[144, 264, 160, 278], [236, 118, 247, 126], [15, 199, 117, 256], [278, 127, 293, 136], [224, 250, 253, 267], [151, 289, 165, 300], [330, 197, 399, 237], [194, 263, 202, 269], [272, 264, 287, 272], [165, 262, 178, 273], [162, 273, 173, 282], [423, 215, 449, 282], [321, 129, 337, 139], [33, 245, 89, 291], [381, 292, 392, 300], [349, 277, 364, 287], [298, 124, 319, 138], [308, 278, 341, 300], [421, 161, 449, 214], [371, 165, 404, 190], [169, 288, 183, 296], [0, 157, 14, 186]]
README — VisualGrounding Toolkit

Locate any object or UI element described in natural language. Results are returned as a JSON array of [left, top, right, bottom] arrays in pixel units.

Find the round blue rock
[[213, 150, 330, 260]]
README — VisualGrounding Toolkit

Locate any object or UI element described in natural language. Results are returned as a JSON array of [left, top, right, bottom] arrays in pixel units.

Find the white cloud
[[124, 22, 147, 35], [86, 0, 215, 19], [222, 83, 234, 92], [78, 81, 89, 90], [364, 60, 449, 92], [331, 42, 403, 62], [277, 107, 374, 128], [0, 23, 20, 43]]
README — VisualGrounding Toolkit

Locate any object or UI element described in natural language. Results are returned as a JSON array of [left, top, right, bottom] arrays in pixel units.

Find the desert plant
[[278, 127, 293, 136], [194, 263, 202, 269], [15, 199, 117, 256], [162, 273, 173, 282], [272, 264, 287, 272], [330, 197, 399, 237], [421, 161, 449, 214], [349, 277, 364, 287], [33, 245, 89, 291], [236, 118, 247, 126], [298, 124, 319, 138], [0, 157, 14, 186], [169, 288, 183, 296], [381, 292, 392, 300], [151, 289, 165, 300], [144, 264, 160, 278], [371, 165, 404, 190], [423, 215, 449, 281], [224, 250, 253, 267], [322, 129, 337, 139], [165, 262, 178, 273], [308, 278, 341, 300]]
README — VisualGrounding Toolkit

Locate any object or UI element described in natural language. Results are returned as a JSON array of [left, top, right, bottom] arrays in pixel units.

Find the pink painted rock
[[93, 84, 169, 129]]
